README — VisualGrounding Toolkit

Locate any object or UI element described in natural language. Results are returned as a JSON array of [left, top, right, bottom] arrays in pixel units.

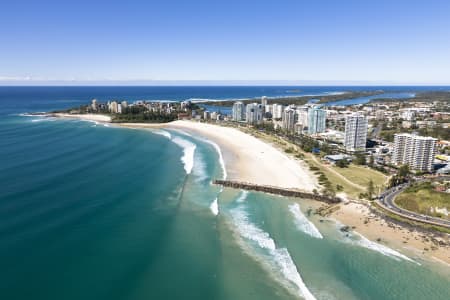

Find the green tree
[[354, 154, 367, 165], [398, 164, 410, 178], [336, 159, 349, 168], [367, 180, 375, 200], [368, 155, 374, 167]]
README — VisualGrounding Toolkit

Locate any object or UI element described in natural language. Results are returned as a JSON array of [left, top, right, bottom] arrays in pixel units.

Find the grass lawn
[[395, 182, 450, 219], [243, 128, 388, 199], [332, 165, 388, 189]]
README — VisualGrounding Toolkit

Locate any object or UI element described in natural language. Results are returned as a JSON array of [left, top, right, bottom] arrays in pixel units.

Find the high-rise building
[[121, 101, 128, 111], [264, 104, 273, 118], [261, 96, 268, 106], [110, 101, 118, 113], [307, 107, 326, 134], [91, 99, 98, 111], [344, 113, 368, 152], [392, 133, 437, 172], [232, 101, 246, 121], [246, 103, 263, 125], [296, 107, 309, 127], [272, 104, 284, 119], [282, 107, 297, 132]]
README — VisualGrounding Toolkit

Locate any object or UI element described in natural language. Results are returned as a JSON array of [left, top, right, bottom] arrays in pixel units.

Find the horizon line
[[1, 79, 450, 87]]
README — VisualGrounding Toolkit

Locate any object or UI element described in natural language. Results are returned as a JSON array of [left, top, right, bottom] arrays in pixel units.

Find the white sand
[[53, 113, 112, 122], [166, 121, 318, 191]]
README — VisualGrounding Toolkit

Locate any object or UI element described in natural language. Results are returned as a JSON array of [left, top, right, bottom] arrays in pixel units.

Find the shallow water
[[1, 87, 449, 299]]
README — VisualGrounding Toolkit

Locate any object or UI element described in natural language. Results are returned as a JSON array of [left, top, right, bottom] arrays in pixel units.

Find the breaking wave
[[236, 191, 249, 203], [229, 205, 316, 300], [210, 197, 219, 216], [288, 204, 323, 239], [172, 137, 196, 174], [203, 139, 227, 180], [152, 129, 172, 139], [352, 231, 418, 264], [334, 221, 417, 264]]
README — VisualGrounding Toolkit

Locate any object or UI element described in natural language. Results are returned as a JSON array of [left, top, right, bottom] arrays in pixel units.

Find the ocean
[[0, 86, 449, 300]]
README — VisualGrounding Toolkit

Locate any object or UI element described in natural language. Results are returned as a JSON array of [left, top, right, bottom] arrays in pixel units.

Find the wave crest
[[288, 204, 323, 239], [172, 137, 196, 174], [230, 205, 316, 300]]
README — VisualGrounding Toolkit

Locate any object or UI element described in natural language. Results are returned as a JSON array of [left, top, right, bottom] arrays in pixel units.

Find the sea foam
[[236, 191, 249, 203], [230, 205, 316, 300], [334, 220, 418, 264], [172, 137, 196, 174], [210, 197, 219, 216], [153, 129, 172, 139], [352, 231, 418, 264], [203, 139, 227, 180], [288, 204, 323, 239]]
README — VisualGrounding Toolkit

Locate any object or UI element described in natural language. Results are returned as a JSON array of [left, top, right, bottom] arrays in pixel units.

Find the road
[[377, 183, 450, 228]]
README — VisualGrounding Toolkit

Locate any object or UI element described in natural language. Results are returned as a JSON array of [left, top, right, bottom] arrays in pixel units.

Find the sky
[[1, 0, 450, 85]]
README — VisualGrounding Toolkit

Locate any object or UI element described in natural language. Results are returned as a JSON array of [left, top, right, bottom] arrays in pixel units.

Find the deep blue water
[[1, 85, 449, 116]]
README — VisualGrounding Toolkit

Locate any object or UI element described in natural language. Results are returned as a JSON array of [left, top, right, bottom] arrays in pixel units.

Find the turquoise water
[[1, 87, 450, 299]]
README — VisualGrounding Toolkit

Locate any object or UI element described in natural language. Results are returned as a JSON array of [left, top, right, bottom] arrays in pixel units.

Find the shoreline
[[30, 114, 450, 266], [165, 120, 319, 191], [330, 201, 450, 266]]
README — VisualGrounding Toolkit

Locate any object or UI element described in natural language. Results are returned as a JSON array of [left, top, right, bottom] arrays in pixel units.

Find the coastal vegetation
[[371, 91, 450, 104], [199, 91, 384, 107], [395, 182, 450, 219], [111, 111, 178, 123]]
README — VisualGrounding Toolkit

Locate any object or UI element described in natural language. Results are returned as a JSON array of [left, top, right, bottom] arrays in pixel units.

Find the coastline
[[50, 113, 112, 123], [330, 201, 450, 266], [38, 114, 450, 266], [165, 120, 319, 191]]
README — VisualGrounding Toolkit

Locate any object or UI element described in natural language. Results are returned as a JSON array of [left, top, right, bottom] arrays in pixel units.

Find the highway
[[377, 183, 450, 228]]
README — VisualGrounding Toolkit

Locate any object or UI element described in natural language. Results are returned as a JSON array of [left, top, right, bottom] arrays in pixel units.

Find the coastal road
[[377, 183, 450, 228]]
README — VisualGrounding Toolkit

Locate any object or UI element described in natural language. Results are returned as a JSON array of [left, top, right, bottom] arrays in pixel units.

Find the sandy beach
[[166, 120, 318, 191], [331, 201, 450, 265], [52, 113, 112, 123]]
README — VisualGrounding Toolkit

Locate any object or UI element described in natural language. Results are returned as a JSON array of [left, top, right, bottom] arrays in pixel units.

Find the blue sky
[[1, 0, 450, 85]]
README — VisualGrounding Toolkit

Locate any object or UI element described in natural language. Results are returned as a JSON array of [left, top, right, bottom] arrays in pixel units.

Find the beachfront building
[[297, 107, 309, 128], [392, 133, 438, 172], [307, 107, 326, 135], [282, 107, 297, 132], [203, 111, 211, 120], [344, 113, 368, 152], [261, 96, 268, 106], [232, 101, 246, 122], [110, 101, 118, 114], [272, 104, 284, 120], [264, 104, 273, 118], [246, 103, 263, 125], [91, 99, 98, 111], [121, 101, 128, 111]]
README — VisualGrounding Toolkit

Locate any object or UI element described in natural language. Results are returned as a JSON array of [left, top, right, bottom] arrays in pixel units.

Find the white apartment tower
[[232, 101, 246, 121], [282, 107, 297, 132], [344, 113, 368, 152], [246, 103, 263, 125], [261, 96, 268, 106], [392, 133, 437, 172], [271, 104, 284, 120]]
